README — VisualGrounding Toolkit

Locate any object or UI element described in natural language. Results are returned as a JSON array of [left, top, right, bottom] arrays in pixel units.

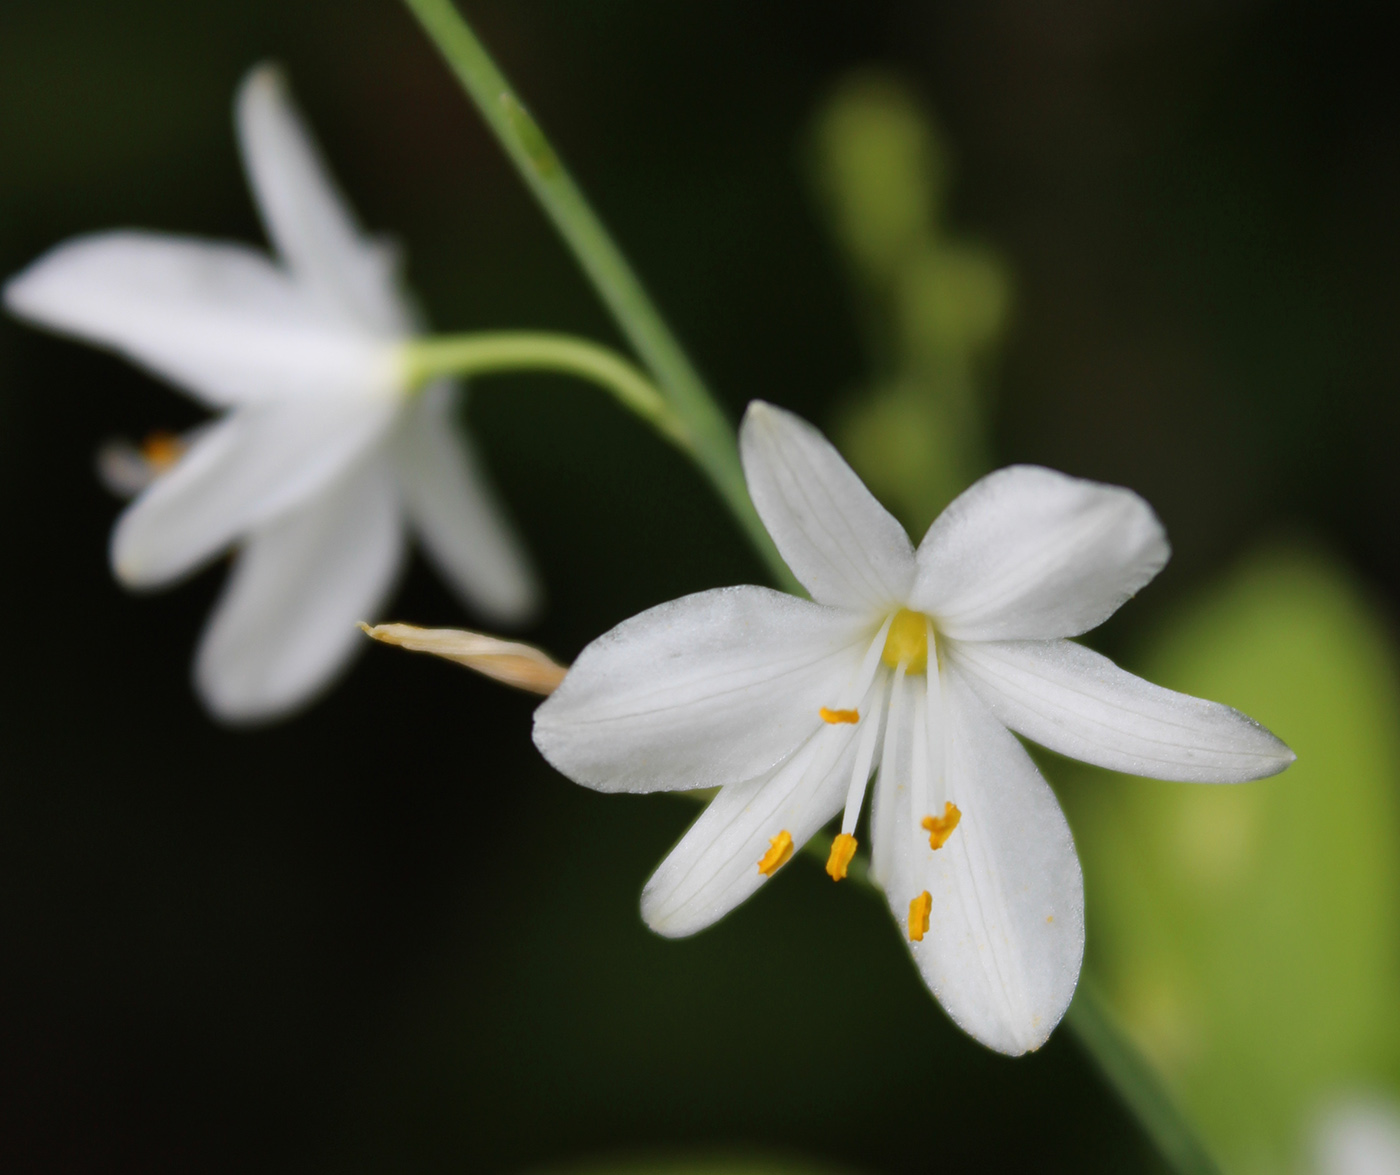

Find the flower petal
[[4, 232, 400, 407], [194, 455, 405, 722], [947, 638, 1295, 782], [872, 670, 1084, 1055], [642, 725, 859, 937], [395, 379, 541, 625], [740, 401, 915, 610], [235, 64, 411, 335], [533, 586, 874, 793], [910, 465, 1169, 641], [112, 395, 395, 587]]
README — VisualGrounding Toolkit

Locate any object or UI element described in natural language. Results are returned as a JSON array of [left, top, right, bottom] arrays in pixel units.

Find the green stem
[[405, 332, 689, 449], [400, 0, 798, 593], [798, 829, 1220, 1175], [403, 5, 1216, 1169], [1064, 980, 1223, 1175]]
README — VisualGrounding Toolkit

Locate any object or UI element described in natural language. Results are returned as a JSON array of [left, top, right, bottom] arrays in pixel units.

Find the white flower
[[1313, 1097, 1400, 1175], [533, 401, 1293, 1055], [4, 64, 538, 721]]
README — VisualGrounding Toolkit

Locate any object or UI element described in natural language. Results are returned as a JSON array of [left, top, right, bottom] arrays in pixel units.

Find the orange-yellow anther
[[826, 833, 858, 881], [908, 891, 932, 941], [881, 609, 930, 673], [757, 830, 794, 876], [140, 430, 185, 471], [819, 706, 859, 725], [922, 802, 962, 850]]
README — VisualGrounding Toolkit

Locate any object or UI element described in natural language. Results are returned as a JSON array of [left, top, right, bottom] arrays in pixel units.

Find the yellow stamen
[[819, 706, 859, 724], [881, 608, 929, 673], [908, 891, 932, 941], [757, 830, 794, 876], [140, 430, 185, 471], [826, 833, 858, 880], [921, 802, 962, 850]]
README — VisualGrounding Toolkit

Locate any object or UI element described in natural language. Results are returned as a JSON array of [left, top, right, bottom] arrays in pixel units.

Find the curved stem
[[406, 332, 690, 449], [398, 5, 1218, 1168], [798, 830, 1221, 1175], [399, 0, 800, 594], [1065, 979, 1223, 1175]]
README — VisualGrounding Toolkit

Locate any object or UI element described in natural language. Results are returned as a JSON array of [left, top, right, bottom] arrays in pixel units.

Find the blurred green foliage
[[7, 2, 1400, 1170], [1060, 544, 1400, 1173], [809, 72, 1011, 535]]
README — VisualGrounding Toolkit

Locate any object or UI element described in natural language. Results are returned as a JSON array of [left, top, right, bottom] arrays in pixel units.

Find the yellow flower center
[[881, 608, 930, 674]]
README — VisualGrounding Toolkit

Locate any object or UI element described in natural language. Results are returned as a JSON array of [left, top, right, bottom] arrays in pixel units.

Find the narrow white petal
[[395, 380, 540, 625], [641, 725, 858, 937], [236, 64, 411, 335], [740, 401, 915, 610], [96, 440, 164, 500], [533, 586, 873, 794], [111, 395, 395, 587], [948, 638, 1295, 782], [194, 455, 405, 722], [911, 465, 1169, 641], [873, 670, 1084, 1055], [4, 232, 401, 407]]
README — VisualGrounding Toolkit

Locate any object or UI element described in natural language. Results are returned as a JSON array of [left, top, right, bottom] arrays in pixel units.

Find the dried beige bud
[[360, 622, 567, 695]]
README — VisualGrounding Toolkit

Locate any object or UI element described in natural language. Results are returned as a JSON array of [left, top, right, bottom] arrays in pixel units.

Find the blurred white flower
[[1314, 1097, 1400, 1175], [5, 64, 538, 721], [533, 401, 1293, 1055]]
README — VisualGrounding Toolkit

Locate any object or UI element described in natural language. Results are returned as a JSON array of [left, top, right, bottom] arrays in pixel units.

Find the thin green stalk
[[400, 0, 798, 593], [1064, 981, 1223, 1175], [799, 829, 1221, 1175], [402, 6, 1218, 1169], [405, 332, 689, 449]]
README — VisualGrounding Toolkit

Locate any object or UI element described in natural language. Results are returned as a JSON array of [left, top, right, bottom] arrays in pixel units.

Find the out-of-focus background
[[4, 1, 1400, 1172]]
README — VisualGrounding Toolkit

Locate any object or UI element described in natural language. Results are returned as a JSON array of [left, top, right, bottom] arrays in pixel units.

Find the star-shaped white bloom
[[4, 65, 538, 721], [533, 401, 1293, 1055]]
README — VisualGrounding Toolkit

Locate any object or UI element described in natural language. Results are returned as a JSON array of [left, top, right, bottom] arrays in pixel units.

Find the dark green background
[[1, 1, 1396, 1170]]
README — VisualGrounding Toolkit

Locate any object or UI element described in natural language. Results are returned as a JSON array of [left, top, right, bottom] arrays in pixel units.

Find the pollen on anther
[[757, 830, 794, 876], [140, 430, 185, 472], [922, 802, 962, 850], [826, 833, 858, 881], [908, 891, 932, 941], [819, 706, 859, 725]]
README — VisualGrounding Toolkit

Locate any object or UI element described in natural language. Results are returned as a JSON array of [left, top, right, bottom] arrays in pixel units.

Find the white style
[[534, 401, 1292, 1055], [5, 65, 538, 721]]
